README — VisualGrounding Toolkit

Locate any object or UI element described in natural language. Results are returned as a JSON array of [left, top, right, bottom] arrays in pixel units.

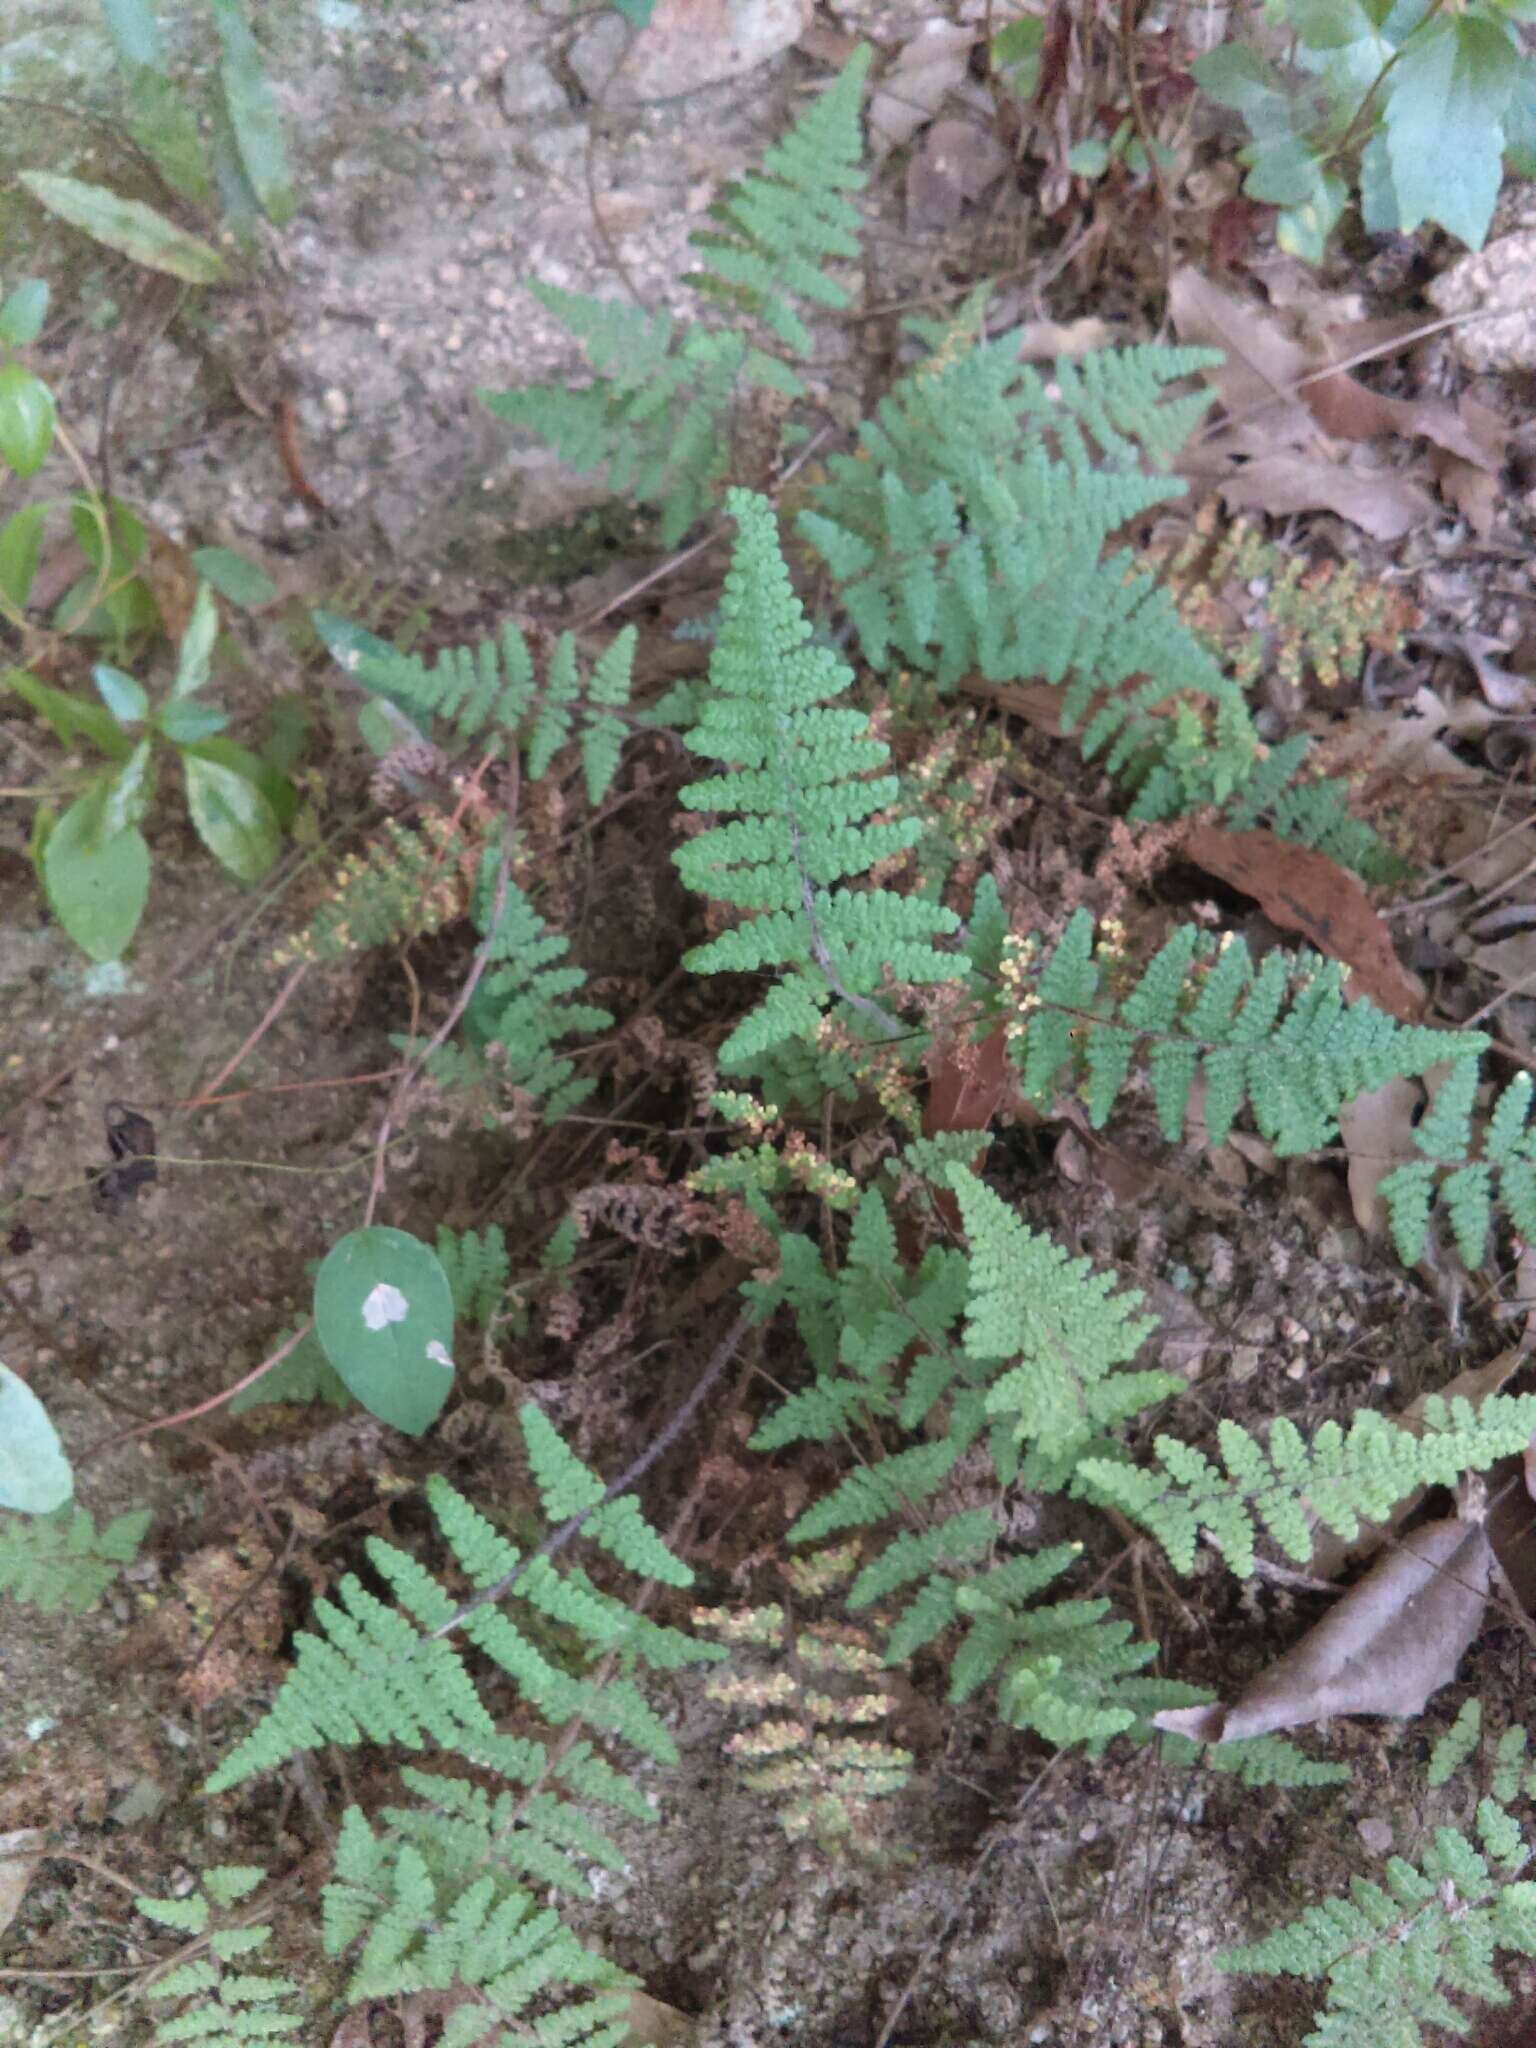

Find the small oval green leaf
[[19, 173, 228, 284], [182, 749, 281, 882], [0, 1364, 73, 1512], [157, 700, 229, 743], [41, 790, 150, 960], [0, 504, 46, 609], [0, 363, 57, 478], [313, 1227, 456, 1436], [173, 582, 219, 698]]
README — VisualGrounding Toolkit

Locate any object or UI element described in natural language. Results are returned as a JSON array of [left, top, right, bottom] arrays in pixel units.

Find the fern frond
[[1382, 1071, 1536, 1266], [1078, 1394, 1536, 1578], [0, 1503, 150, 1613], [1221, 1728, 1536, 2048], [422, 850, 612, 1119], [674, 490, 964, 1074], [686, 45, 869, 363], [435, 1224, 510, 1330]]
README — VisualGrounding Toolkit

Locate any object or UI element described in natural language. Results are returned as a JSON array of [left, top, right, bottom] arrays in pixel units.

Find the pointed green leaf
[[1382, 14, 1517, 248], [92, 663, 148, 726], [314, 1227, 456, 1436], [182, 749, 280, 882], [126, 66, 212, 203], [208, 0, 295, 226], [190, 546, 275, 606], [41, 787, 150, 960], [19, 173, 227, 283], [101, 739, 154, 837], [5, 667, 131, 756], [0, 505, 46, 609], [0, 278, 49, 347], [173, 582, 219, 697], [0, 1364, 73, 1513], [156, 699, 229, 743], [0, 364, 57, 478]]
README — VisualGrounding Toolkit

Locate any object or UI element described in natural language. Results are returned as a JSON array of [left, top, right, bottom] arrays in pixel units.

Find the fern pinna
[[674, 488, 964, 1077], [482, 49, 870, 546], [315, 609, 637, 806], [0, 1502, 149, 1613], [202, 1405, 720, 2047]]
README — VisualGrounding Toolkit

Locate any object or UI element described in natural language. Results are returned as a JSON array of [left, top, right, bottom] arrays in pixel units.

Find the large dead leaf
[[1168, 268, 1505, 536], [906, 119, 1007, 228], [1183, 825, 1425, 1021], [0, 1831, 43, 1947], [1155, 1516, 1491, 1743], [1340, 1074, 1424, 1242]]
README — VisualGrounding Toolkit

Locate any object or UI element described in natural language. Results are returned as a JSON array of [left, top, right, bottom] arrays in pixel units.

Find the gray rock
[[499, 54, 571, 122]]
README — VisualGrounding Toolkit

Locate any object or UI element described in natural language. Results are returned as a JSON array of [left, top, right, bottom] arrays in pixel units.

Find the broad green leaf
[[0, 364, 56, 478], [0, 1364, 73, 1512], [0, 278, 49, 347], [18, 173, 227, 284], [1504, 56, 1536, 176], [1358, 128, 1399, 230], [101, 738, 154, 837], [611, 0, 655, 22], [1286, 0, 1383, 50], [41, 787, 150, 959], [126, 67, 212, 203], [1068, 139, 1111, 177], [173, 582, 218, 697], [180, 735, 296, 830], [92, 662, 148, 726], [0, 505, 46, 609], [1242, 131, 1334, 205], [1383, 13, 1517, 247], [98, 0, 165, 70], [208, 0, 295, 227], [991, 14, 1044, 95], [181, 749, 280, 882], [1192, 43, 1292, 127], [313, 1227, 455, 1436], [156, 699, 229, 743], [190, 546, 275, 606], [5, 667, 132, 756]]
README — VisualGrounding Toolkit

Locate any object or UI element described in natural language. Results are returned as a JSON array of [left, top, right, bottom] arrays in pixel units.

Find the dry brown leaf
[[1432, 449, 1502, 536], [1014, 317, 1114, 361], [1156, 1516, 1491, 1743], [0, 1831, 43, 1947], [1214, 450, 1434, 539], [867, 21, 973, 157], [1183, 825, 1425, 1021], [1340, 1074, 1422, 1241], [906, 118, 1007, 228]]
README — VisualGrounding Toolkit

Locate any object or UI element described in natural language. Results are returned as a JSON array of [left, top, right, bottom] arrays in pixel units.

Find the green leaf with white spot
[[0, 1364, 73, 1513], [182, 749, 280, 882], [313, 1227, 456, 1436]]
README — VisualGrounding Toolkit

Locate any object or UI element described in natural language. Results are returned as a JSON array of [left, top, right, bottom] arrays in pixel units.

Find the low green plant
[[1194, 0, 1536, 261], [8, 580, 295, 959], [19, 0, 293, 284]]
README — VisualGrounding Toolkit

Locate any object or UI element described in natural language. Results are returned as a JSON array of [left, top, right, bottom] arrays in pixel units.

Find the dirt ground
[[6, 1, 1536, 2044]]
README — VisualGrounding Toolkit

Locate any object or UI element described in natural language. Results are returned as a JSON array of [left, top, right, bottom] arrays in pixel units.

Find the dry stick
[[73, 1319, 315, 1472], [429, 1304, 753, 1641], [183, 963, 310, 1111]]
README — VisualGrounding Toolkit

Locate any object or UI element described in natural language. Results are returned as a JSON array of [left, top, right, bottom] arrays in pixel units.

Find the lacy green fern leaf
[[796, 322, 1256, 817], [686, 43, 869, 362], [483, 50, 871, 544], [425, 851, 612, 1119], [948, 1166, 1172, 1480], [139, 1865, 303, 2047], [0, 1503, 150, 1613], [436, 1224, 510, 1330], [674, 489, 964, 1074], [315, 610, 636, 802], [1381, 1071, 1536, 1266], [1078, 1394, 1536, 1578], [1221, 1728, 1536, 2048]]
